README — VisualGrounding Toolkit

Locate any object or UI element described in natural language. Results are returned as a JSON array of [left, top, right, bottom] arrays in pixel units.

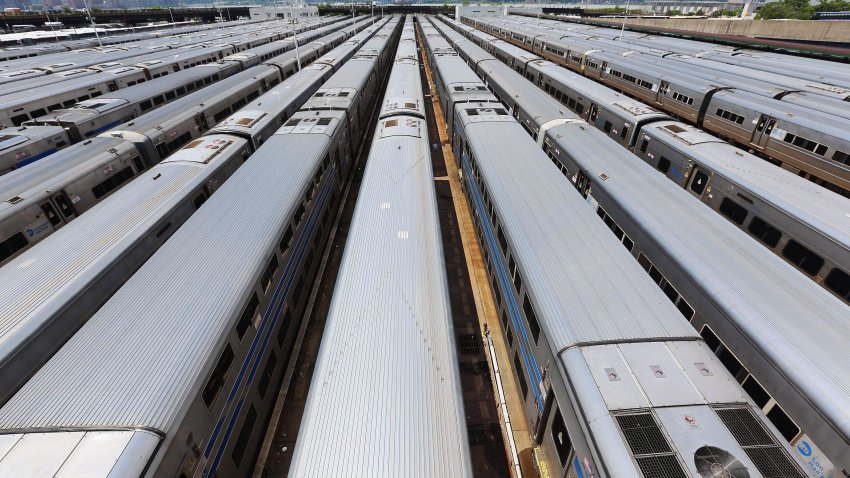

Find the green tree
[[753, 0, 850, 19]]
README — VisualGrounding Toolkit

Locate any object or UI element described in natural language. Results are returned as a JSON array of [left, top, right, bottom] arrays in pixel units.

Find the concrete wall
[[587, 17, 850, 42]]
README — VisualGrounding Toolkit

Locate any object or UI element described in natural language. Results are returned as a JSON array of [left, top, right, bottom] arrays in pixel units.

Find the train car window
[[699, 325, 722, 352], [47, 103, 61, 112], [295, 204, 306, 225], [231, 404, 257, 468], [53, 193, 75, 218], [718, 346, 743, 376], [676, 299, 694, 321], [10, 114, 28, 126], [203, 344, 235, 408], [522, 295, 541, 343], [513, 352, 528, 400], [782, 240, 824, 276], [165, 91, 176, 100], [492, 280, 501, 306], [153, 96, 165, 106], [40, 202, 62, 227], [501, 310, 508, 329], [140, 100, 152, 111], [639, 139, 649, 153], [637, 253, 652, 272], [276, 308, 292, 347], [623, 235, 635, 252], [767, 405, 800, 442], [747, 216, 781, 247], [742, 375, 771, 409], [257, 351, 277, 399], [832, 150, 850, 165], [280, 224, 294, 254], [0, 232, 29, 263], [236, 293, 260, 340], [719, 197, 748, 225], [493, 224, 506, 254], [575, 103, 584, 115], [262, 255, 279, 292], [514, 270, 523, 293], [30, 108, 46, 118], [689, 169, 709, 195], [91, 91, 102, 98], [506, 326, 513, 348], [92, 166, 134, 199], [77, 96, 89, 101], [63, 100, 76, 108], [824, 268, 850, 300], [193, 193, 207, 209], [603, 121, 612, 133], [551, 408, 572, 466]]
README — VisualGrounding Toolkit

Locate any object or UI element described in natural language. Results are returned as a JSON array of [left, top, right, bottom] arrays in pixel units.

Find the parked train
[[290, 18, 474, 476], [0, 16, 401, 478], [420, 15, 812, 478], [462, 16, 850, 198], [0, 19, 367, 267], [440, 15, 850, 307], [0, 17, 342, 129], [427, 15, 850, 475], [0, 17, 384, 410]]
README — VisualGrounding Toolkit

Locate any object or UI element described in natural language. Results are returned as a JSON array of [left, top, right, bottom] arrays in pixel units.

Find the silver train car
[[0, 18, 386, 412], [0, 18, 342, 129], [0, 125, 70, 175], [421, 16, 810, 478], [0, 17, 401, 478], [0, 23, 372, 266], [462, 16, 850, 198], [428, 16, 850, 473], [290, 18, 473, 476], [438, 15, 850, 305], [0, 20, 364, 175]]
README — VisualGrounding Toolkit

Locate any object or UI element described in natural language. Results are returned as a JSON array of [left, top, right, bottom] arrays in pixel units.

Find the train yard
[[0, 10, 847, 478]]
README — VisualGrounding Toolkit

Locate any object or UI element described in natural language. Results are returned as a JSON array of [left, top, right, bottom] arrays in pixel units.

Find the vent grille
[[714, 406, 805, 478], [457, 333, 480, 355], [615, 411, 688, 478], [635, 455, 689, 478], [316, 118, 332, 126], [616, 413, 673, 455]]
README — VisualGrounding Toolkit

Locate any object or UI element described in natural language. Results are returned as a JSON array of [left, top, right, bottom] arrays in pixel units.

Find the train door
[[195, 113, 209, 133], [750, 114, 774, 148], [658, 81, 670, 103], [588, 104, 598, 124], [687, 167, 711, 198], [575, 171, 592, 199]]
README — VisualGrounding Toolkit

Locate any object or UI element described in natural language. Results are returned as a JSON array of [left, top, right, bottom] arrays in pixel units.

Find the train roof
[[0, 135, 249, 392], [546, 121, 850, 421], [644, 121, 850, 250], [459, 107, 697, 352], [0, 130, 328, 433], [0, 68, 145, 112], [526, 60, 668, 121], [290, 107, 472, 478], [0, 137, 132, 215]]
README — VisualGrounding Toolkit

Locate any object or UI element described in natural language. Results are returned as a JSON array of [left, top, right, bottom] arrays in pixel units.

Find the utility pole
[[82, 0, 102, 47], [169, 7, 176, 29], [620, 0, 630, 41], [44, 11, 59, 43], [290, 4, 300, 71]]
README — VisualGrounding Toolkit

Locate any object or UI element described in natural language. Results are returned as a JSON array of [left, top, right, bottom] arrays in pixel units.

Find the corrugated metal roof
[[547, 121, 850, 406], [462, 114, 697, 352], [0, 132, 327, 433], [291, 49, 472, 474]]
